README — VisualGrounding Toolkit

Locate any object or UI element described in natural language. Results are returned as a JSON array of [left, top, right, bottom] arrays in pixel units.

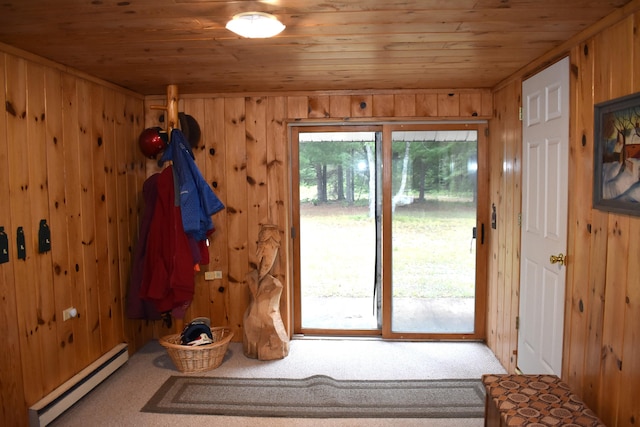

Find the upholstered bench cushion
[[482, 374, 605, 427]]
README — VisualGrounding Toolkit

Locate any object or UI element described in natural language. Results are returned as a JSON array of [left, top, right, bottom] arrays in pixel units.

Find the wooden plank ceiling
[[0, 0, 631, 95]]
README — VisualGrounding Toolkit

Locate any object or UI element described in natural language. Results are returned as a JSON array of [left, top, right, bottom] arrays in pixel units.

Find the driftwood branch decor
[[242, 224, 290, 360]]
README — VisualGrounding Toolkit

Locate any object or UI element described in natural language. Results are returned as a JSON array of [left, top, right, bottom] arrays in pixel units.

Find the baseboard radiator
[[29, 343, 129, 427]]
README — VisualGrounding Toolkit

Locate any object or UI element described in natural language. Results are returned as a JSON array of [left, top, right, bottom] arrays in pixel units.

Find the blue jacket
[[160, 129, 224, 241]]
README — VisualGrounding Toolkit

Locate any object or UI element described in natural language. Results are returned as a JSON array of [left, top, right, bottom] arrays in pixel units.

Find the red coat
[[139, 166, 195, 314]]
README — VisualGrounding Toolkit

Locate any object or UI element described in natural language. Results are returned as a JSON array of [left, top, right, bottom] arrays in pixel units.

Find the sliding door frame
[[381, 122, 488, 340], [290, 124, 382, 336], [289, 121, 488, 340]]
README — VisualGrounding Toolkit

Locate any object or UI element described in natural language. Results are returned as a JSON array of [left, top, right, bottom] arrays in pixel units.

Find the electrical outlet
[[204, 270, 223, 280]]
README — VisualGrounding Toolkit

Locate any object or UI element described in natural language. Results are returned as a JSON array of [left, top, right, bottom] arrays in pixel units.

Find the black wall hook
[[17, 227, 26, 260], [0, 226, 8, 264], [39, 219, 51, 253]]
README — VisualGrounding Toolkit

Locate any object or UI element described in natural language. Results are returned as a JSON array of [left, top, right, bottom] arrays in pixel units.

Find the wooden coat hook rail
[[149, 84, 179, 141]]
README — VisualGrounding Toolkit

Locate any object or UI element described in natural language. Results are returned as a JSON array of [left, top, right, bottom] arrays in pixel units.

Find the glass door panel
[[298, 131, 381, 331], [390, 130, 478, 334]]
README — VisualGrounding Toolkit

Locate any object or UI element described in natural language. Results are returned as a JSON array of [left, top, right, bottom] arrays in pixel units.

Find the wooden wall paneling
[[116, 91, 142, 349], [486, 90, 500, 353], [61, 73, 87, 365], [502, 82, 521, 371], [243, 95, 270, 332], [128, 100, 164, 345], [592, 24, 615, 106], [350, 95, 372, 117], [607, 17, 634, 99], [496, 93, 508, 369], [481, 91, 493, 117], [135, 97, 163, 345], [26, 61, 60, 394], [583, 210, 608, 409], [125, 93, 150, 345], [485, 197, 497, 351], [308, 95, 330, 118], [93, 83, 125, 352], [593, 17, 633, 425], [0, 43, 149, 424], [245, 96, 269, 284], [475, 123, 490, 340], [487, 85, 511, 357], [102, 87, 125, 351], [6, 55, 45, 405], [437, 93, 460, 117], [224, 97, 250, 339], [329, 95, 350, 118], [580, 17, 615, 414], [44, 66, 77, 385], [203, 97, 229, 328], [502, 102, 516, 370], [117, 90, 136, 346], [416, 93, 438, 117], [0, 52, 26, 425], [122, 93, 146, 345], [91, 83, 113, 353], [126, 92, 145, 271], [120, 89, 142, 340], [488, 80, 521, 370], [287, 96, 308, 120], [622, 14, 640, 426], [124, 90, 146, 341], [460, 92, 482, 117], [618, 220, 640, 426], [185, 98, 206, 169], [372, 94, 394, 117], [563, 42, 594, 393], [76, 79, 102, 363], [266, 96, 290, 333], [598, 215, 630, 424], [393, 94, 416, 117]]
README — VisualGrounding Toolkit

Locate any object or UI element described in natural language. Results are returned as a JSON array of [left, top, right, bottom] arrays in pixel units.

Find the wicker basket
[[160, 326, 234, 373]]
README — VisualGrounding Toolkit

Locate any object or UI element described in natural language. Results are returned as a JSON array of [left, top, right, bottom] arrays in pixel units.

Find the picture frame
[[593, 91, 640, 216]]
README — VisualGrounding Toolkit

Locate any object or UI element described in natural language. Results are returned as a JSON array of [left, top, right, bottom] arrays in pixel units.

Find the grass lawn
[[299, 199, 477, 299]]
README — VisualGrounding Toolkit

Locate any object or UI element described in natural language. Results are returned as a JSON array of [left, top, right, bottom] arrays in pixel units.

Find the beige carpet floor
[[51, 338, 506, 427]]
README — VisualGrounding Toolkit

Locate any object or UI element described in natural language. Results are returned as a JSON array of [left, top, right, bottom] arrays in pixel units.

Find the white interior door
[[518, 57, 569, 376]]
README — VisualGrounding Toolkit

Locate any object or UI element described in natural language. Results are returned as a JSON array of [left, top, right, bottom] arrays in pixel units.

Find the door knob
[[550, 253, 566, 265]]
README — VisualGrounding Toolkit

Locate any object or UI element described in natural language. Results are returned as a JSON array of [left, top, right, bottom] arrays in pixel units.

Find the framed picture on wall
[[593, 92, 640, 216]]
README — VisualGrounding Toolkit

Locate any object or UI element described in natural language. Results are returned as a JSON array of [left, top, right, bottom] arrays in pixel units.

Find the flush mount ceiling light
[[226, 12, 285, 38]]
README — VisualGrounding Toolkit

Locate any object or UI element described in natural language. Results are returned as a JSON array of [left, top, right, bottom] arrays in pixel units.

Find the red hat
[[138, 127, 168, 158]]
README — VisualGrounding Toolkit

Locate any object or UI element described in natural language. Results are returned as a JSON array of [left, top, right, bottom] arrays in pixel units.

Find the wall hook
[[16, 226, 26, 260], [39, 219, 51, 253], [0, 226, 8, 264]]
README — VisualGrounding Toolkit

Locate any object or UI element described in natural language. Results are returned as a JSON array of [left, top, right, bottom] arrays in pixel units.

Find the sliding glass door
[[294, 129, 381, 332], [389, 130, 478, 334], [291, 124, 486, 338]]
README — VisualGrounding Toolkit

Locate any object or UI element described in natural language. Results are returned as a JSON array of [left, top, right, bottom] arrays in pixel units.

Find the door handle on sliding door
[[473, 225, 485, 244], [471, 224, 485, 251]]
